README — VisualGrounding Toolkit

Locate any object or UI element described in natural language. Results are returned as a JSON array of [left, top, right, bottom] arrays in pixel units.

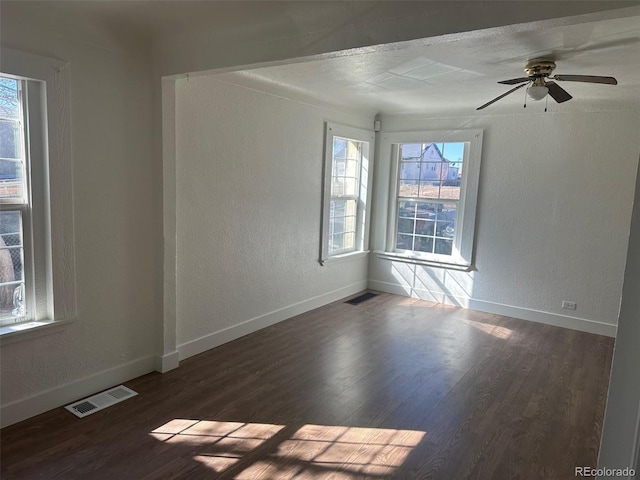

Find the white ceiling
[[213, 14, 640, 116], [12, 1, 639, 116]]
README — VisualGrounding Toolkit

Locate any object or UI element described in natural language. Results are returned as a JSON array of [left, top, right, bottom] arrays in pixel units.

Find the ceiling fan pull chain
[[523, 87, 527, 108], [545, 94, 549, 113]]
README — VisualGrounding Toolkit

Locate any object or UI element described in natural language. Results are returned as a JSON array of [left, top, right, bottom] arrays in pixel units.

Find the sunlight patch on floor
[[462, 319, 513, 339], [150, 420, 425, 479]]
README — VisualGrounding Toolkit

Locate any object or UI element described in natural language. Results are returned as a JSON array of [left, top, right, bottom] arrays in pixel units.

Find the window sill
[[374, 250, 474, 271], [320, 250, 369, 266], [0, 319, 73, 345]]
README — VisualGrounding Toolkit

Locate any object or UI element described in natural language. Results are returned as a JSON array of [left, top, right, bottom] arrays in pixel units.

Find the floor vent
[[65, 385, 138, 418], [345, 292, 378, 305]]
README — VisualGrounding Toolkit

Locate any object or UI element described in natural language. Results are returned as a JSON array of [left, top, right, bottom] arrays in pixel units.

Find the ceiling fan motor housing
[[524, 58, 556, 78]]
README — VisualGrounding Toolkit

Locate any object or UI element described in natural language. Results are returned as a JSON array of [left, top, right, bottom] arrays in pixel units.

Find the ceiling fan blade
[[497, 77, 531, 85], [476, 83, 528, 110], [552, 74, 617, 85], [545, 81, 572, 103]]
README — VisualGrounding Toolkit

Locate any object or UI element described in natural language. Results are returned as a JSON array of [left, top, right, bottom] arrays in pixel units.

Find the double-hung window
[[379, 129, 483, 269], [320, 123, 374, 264], [0, 48, 75, 339], [0, 76, 31, 325]]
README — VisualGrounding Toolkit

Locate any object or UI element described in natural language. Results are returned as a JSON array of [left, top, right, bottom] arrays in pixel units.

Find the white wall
[[174, 76, 370, 358], [369, 110, 640, 335], [598, 161, 640, 478], [0, 4, 159, 425]]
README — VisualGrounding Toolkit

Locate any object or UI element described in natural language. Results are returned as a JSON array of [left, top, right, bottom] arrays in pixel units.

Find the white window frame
[[320, 123, 374, 265], [0, 48, 76, 342], [376, 129, 483, 270]]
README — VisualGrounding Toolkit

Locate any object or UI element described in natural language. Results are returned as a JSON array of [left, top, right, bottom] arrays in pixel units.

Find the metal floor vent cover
[[65, 385, 138, 418], [345, 292, 378, 305]]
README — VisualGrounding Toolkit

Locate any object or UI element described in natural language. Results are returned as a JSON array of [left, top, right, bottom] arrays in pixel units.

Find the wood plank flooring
[[0, 292, 614, 479]]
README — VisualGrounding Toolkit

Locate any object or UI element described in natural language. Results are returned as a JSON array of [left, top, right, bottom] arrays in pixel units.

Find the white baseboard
[[368, 280, 617, 338], [178, 281, 368, 361], [154, 351, 180, 373], [0, 355, 156, 428]]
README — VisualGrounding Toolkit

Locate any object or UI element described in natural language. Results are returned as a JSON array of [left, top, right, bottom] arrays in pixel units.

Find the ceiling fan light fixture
[[527, 85, 549, 101]]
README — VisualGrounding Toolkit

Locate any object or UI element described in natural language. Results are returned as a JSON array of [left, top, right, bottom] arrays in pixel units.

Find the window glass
[[0, 210, 24, 320], [0, 74, 28, 326], [0, 78, 25, 201], [396, 142, 465, 257]]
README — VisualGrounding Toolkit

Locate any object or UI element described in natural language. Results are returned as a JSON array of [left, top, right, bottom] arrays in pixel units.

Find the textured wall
[[598, 158, 640, 473], [0, 6, 158, 405], [175, 76, 370, 346], [369, 110, 640, 328]]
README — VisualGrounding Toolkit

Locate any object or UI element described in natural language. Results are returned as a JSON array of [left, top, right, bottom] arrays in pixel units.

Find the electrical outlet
[[562, 301, 577, 310]]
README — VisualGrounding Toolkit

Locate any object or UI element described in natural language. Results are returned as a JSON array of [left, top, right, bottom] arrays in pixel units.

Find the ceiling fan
[[476, 57, 617, 110]]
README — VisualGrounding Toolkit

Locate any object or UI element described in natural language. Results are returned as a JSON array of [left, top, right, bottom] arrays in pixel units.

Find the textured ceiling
[[213, 14, 640, 116], [8, 1, 638, 116]]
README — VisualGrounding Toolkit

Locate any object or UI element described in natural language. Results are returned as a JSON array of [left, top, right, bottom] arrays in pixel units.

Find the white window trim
[[0, 48, 76, 343], [375, 129, 483, 270], [320, 122, 375, 265]]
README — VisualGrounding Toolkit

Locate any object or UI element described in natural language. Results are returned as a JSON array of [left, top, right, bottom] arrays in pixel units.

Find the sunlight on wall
[[389, 262, 475, 306], [150, 419, 426, 479]]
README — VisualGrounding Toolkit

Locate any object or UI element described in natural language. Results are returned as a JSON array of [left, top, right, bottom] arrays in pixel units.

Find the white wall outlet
[[562, 301, 577, 310]]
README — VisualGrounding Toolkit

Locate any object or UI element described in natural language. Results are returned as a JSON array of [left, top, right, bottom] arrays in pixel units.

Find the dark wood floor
[[1, 292, 614, 479]]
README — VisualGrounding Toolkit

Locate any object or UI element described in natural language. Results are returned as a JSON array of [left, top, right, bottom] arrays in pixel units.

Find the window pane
[[331, 200, 345, 218], [342, 175, 359, 196], [345, 140, 360, 160], [330, 233, 344, 252], [330, 215, 343, 236], [395, 201, 456, 257], [415, 219, 435, 236], [398, 201, 417, 218], [0, 78, 25, 201], [396, 234, 414, 250], [439, 182, 461, 200], [400, 143, 423, 160], [416, 203, 436, 219], [344, 215, 355, 233], [0, 120, 21, 158], [0, 211, 25, 319], [0, 77, 19, 120], [421, 162, 441, 179], [398, 178, 419, 197], [343, 232, 355, 250], [329, 199, 357, 254], [439, 203, 457, 222], [418, 181, 440, 199], [400, 162, 421, 181], [436, 220, 455, 238], [414, 236, 433, 253], [0, 160, 24, 200], [333, 138, 347, 159], [397, 218, 414, 234], [435, 238, 453, 255]]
